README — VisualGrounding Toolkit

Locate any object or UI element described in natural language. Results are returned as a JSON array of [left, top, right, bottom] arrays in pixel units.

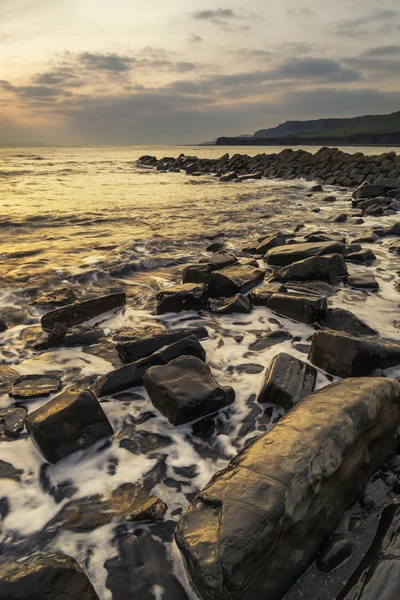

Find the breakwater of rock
[[138, 146, 400, 189]]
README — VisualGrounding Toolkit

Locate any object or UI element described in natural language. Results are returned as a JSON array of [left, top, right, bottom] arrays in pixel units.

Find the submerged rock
[[117, 427, 173, 456], [32, 287, 77, 308], [317, 534, 353, 573], [318, 308, 377, 337], [26, 387, 114, 463], [0, 459, 23, 481], [41, 292, 126, 331], [265, 241, 346, 267], [0, 553, 99, 600], [309, 329, 400, 377], [10, 374, 62, 400], [144, 355, 235, 425], [156, 283, 208, 314], [208, 264, 265, 298], [276, 254, 347, 282], [256, 352, 317, 411], [175, 378, 400, 600], [337, 503, 400, 599], [266, 293, 327, 324]]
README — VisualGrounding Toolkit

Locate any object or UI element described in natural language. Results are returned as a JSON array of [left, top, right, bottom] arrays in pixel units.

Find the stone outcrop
[[175, 378, 400, 600], [276, 254, 347, 282], [41, 292, 126, 331], [208, 264, 265, 298], [265, 241, 346, 267], [156, 283, 208, 314], [266, 293, 327, 324]]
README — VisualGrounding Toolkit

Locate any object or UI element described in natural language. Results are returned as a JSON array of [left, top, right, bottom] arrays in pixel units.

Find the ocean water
[[1, 144, 400, 599]]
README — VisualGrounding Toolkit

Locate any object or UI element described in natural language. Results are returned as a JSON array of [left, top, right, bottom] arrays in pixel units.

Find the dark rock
[[318, 308, 377, 337], [144, 355, 235, 425], [208, 264, 265, 298], [206, 242, 225, 252], [0, 553, 100, 600], [337, 504, 400, 599], [276, 254, 347, 282], [347, 517, 361, 532], [32, 287, 76, 308], [94, 336, 206, 397], [317, 534, 352, 573], [360, 494, 376, 510], [324, 196, 337, 202], [106, 533, 188, 600], [310, 184, 323, 192], [0, 320, 7, 333], [285, 280, 336, 298], [353, 182, 385, 199], [182, 253, 237, 284], [41, 292, 126, 331], [116, 327, 209, 363], [26, 387, 114, 463], [0, 366, 19, 395], [156, 283, 208, 314], [266, 293, 327, 324], [248, 330, 292, 352], [249, 282, 286, 305], [333, 213, 348, 223], [346, 249, 376, 264], [220, 171, 238, 181], [255, 231, 286, 255], [348, 272, 380, 290], [265, 241, 346, 266], [0, 459, 23, 481], [46, 483, 167, 533], [117, 426, 173, 456], [353, 231, 380, 244], [309, 329, 400, 377], [175, 377, 400, 600], [384, 222, 400, 236], [211, 293, 252, 315], [366, 204, 384, 216], [61, 324, 105, 347], [10, 374, 62, 400], [0, 407, 27, 439], [256, 353, 317, 411]]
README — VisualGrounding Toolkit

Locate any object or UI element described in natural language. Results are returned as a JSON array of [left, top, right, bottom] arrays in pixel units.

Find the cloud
[[287, 8, 316, 17], [362, 45, 400, 57], [79, 52, 136, 72], [334, 9, 400, 35], [193, 9, 238, 24], [188, 33, 203, 43], [0, 79, 72, 100]]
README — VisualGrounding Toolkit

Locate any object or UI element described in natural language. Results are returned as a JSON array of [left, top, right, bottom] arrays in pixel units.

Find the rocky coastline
[[3, 149, 400, 599]]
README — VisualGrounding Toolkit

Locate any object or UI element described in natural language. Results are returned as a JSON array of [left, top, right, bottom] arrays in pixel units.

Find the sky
[[1, 0, 400, 144]]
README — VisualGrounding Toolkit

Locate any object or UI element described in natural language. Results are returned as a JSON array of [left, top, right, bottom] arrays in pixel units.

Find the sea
[[1, 144, 400, 599]]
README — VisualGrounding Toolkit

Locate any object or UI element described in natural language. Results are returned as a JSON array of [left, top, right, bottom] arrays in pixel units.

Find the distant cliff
[[215, 131, 400, 147]]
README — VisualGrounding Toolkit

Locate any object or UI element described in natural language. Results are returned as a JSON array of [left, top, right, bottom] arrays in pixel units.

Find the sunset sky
[[1, 0, 400, 144]]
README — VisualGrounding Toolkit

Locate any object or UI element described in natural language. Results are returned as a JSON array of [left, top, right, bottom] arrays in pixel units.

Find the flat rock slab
[[10, 374, 62, 400], [249, 282, 286, 305], [144, 355, 235, 425], [266, 293, 327, 324], [41, 292, 126, 331], [117, 427, 173, 456], [211, 294, 252, 315], [337, 503, 400, 599], [276, 254, 348, 282], [318, 307, 377, 337], [208, 264, 265, 298], [0, 407, 27, 439], [176, 378, 400, 600], [348, 272, 380, 290], [346, 249, 376, 264], [256, 352, 317, 411], [183, 253, 237, 284], [156, 283, 208, 314], [0, 553, 99, 600], [309, 329, 400, 377], [26, 387, 114, 463], [255, 232, 286, 255], [265, 241, 346, 267]]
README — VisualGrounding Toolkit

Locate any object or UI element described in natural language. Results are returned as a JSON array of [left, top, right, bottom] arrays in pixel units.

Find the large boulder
[[0, 553, 99, 599], [266, 293, 327, 324], [208, 264, 265, 298], [182, 253, 237, 284], [337, 503, 400, 599], [95, 336, 206, 397], [318, 308, 377, 337], [352, 182, 385, 200], [265, 241, 346, 267], [26, 388, 114, 463], [41, 292, 126, 331], [175, 378, 400, 600], [308, 329, 400, 377], [143, 355, 235, 425], [276, 254, 347, 282], [156, 283, 208, 314], [256, 353, 317, 411]]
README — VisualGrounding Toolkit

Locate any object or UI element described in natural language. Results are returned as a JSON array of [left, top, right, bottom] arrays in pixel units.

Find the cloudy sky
[[1, 0, 400, 144]]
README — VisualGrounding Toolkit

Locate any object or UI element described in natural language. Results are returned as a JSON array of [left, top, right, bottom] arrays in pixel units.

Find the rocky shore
[[3, 150, 400, 599]]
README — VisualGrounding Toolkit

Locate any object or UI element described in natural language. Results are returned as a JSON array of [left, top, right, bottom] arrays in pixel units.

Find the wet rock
[[255, 231, 286, 255], [10, 374, 62, 400], [106, 532, 188, 600], [353, 231, 380, 244], [265, 240, 346, 267], [318, 308, 377, 337], [26, 387, 114, 463], [144, 355, 235, 425], [324, 196, 336, 202], [211, 293, 252, 315], [276, 254, 347, 282], [208, 264, 265, 298], [0, 407, 27, 439], [116, 326, 208, 363], [0, 366, 20, 395], [348, 272, 380, 290], [248, 330, 292, 352], [317, 534, 352, 573], [384, 222, 400, 236], [0, 320, 7, 333], [156, 283, 208, 314], [310, 184, 323, 192], [94, 336, 206, 397], [32, 287, 76, 308], [337, 503, 400, 599], [117, 426, 173, 456], [256, 352, 317, 411], [41, 292, 126, 331], [360, 494, 376, 510], [346, 249, 376, 264], [365, 204, 384, 216], [206, 242, 224, 252], [333, 213, 348, 223], [309, 329, 400, 377], [285, 280, 336, 298], [266, 293, 327, 324], [347, 517, 361, 532], [0, 459, 23, 481], [353, 182, 385, 199], [0, 553, 100, 600], [60, 324, 105, 346], [182, 253, 237, 284], [175, 378, 400, 600], [46, 483, 167, 533], [249, 281, 286, 305]]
